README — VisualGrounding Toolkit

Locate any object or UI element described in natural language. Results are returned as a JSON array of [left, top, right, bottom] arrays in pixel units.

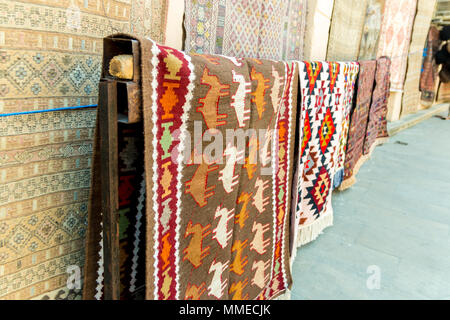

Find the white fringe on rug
[[274, 289, 291, 300], [289, 211, 334, 274], [295, 211, 333, 248], [367, 136, 389, 158], [338, 154, 367, 191], [338, 136, 389, 191]]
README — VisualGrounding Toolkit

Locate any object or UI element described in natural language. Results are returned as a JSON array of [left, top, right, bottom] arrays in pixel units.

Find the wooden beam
[[102, 36, 142, 123], [98, 80, 120, 300]]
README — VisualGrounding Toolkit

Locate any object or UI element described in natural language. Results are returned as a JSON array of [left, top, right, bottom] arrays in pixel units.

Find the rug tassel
[[295, 212, 333, 248], [274, 289, 291, 300], [339, 137, 389, 191], [338, 154, 367, 191], [373, 136, 389, 148], [338, 175, 357, 191], [366, 136, 389, 158]]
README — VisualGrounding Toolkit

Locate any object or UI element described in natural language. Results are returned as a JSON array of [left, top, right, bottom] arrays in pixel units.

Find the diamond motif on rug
[[304, 61, 322, 94], [301, 109, 312, 157], [68, 62, 88, 90], [40, 59, 64, 88], [7, 58, 35, 90], [304, 150, 318, 178], [328, 62, 340, 93], [309, 166, 331, 214], [318, 108, 336, 154], [6, 224, 33, 252]]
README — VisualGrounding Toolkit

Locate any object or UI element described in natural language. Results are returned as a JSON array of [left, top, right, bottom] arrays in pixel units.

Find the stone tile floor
[[291, 113, 450, 299]]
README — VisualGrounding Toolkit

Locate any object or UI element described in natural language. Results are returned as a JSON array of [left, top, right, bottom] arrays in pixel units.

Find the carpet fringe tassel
[[295, 212, 333, 248], [338, 155, 367, 190], [367, 136, 389, 157], [338, 136, 389, 191], [274, 289, 291, 300], [339, 175, 357, 191]]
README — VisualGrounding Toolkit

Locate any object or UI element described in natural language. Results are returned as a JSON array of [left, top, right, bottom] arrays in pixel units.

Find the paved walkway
[[291, 112, 450, 300]]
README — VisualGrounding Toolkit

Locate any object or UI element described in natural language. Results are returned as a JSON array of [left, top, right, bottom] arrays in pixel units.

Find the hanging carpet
[[83, 35, 299, 300], [339, 60, 377, 190], [291, 61, 358, 248]]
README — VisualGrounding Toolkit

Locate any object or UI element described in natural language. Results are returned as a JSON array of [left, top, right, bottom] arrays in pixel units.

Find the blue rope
[[0, 104, 98, 117]]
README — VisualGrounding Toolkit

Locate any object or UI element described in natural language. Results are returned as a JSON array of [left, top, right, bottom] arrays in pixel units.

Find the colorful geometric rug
[[144, 39, 298, 300], [420, 26, 440, 103], [339, 60, 377, 190], [364, 57, 391, 156], [292, 61, 357, 247], [401, 0, 437, 116], [358, 0, 383, 60], [84, 36, 299, 300], [183, 0, 307, 60], [326, 0, 367, 61], [333, 62, 359, 189], [376, 0, 417, 91]]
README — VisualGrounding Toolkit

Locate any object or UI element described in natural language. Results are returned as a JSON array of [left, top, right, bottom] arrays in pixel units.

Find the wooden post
[[99, 80, 120, 300], [96, 35, 142, 299], [102, 36, 142, 123]]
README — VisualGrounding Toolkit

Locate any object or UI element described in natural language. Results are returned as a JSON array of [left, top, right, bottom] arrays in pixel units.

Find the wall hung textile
[[420, 26, 441, 103], [0, 109, 96, 300], [184, 0, 307, 60], [377, 0, 417, 91], [0, 0, 168, 113], [303, 0, 334, 61], [326, 0, 367, 61], [364, 56, 391, 156], [84, 36, 299, 300], [339, 61, 377, 190], [0, 0, 168, 300], [358, 0, 383, 60], [401, 0, 437, 116], [165, 0, 185, 50], [292, 61, 356, 247], [333, 62, 359, 189]]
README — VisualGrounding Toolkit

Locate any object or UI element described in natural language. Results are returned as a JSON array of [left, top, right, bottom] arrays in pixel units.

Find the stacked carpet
[[183, 0, 307, 60], [291, 61, 359, 248], [340, 60, 377, 190], [420, 26, 441, 104], [358, 0, 383, 61], [84, 36, 299, 300], [326, 0, 367, 61], [0, 0, 169, 300], [401, 0, 437, 116]]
